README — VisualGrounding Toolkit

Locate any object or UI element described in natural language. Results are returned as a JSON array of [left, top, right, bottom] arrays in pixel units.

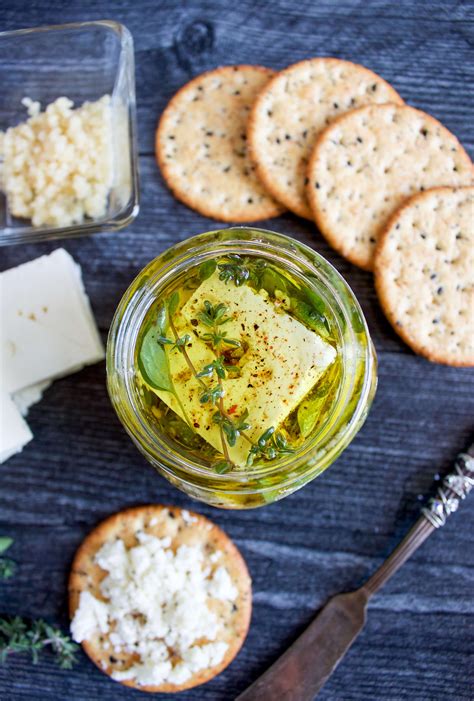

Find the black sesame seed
[[223, 166, 231, 173], [371, 84, 377, 91], [347, 160, 352, 166], [315, 182, 320, 189], [285, 134, 291, 140], [267, 110, 273, 116], [206, 130, 214, 136], [302, 130, 308, 138], [234, 90, 241, 95], [420, 233, 426, 239], [421, 128, 428, 137], [430, 273, 437, 279], [276, 137, 281, 144], [357, 136, 363, 143], [333, 102, 339, 109], [304, 176, 309, 185], [248, 197, 253, 203], [432, 318, 439, 324], [437, 286, 443, 294], [168, 135, 175, 140]]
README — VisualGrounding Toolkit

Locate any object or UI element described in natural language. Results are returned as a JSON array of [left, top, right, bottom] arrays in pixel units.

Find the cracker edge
[[68, 504, 253, 693], [306, 103, 474, 271], [247, 56, 404, 220], [155, 64, 285, 223], [374, 185, 474, 367]]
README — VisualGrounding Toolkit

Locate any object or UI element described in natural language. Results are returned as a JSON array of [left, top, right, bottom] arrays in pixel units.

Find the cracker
[[69, 505, 252, 693], [156, 65, 284, 222], [247, 58, 403, 219], [374, 186, 474, 366], [307, 103, 474, 270]]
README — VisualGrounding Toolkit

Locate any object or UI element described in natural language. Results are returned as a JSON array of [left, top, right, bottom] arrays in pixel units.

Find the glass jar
[[107, 228, 377, 509]]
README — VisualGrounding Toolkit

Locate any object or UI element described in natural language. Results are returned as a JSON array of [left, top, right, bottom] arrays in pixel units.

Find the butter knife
[[237, 442, 474, 701]]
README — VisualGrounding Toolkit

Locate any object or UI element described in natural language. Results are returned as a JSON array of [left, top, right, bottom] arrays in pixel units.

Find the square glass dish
[[0, 20, 139, 246]]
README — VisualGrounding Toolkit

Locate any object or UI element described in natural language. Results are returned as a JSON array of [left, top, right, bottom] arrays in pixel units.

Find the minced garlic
[[0, 95, 113, 228]]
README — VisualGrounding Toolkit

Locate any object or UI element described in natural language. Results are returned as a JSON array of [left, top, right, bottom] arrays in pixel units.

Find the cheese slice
[[0, 248, 104, 394], [151, 273, 336, 465], [0, 390, 33, 463]]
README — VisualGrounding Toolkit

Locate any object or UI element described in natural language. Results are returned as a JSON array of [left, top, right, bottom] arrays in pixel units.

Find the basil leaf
[[297, 393, 328, 437], [138, 326, 174, 392], [199, 259, 217, 281], [155, 303, 169, 335], [168, 291, 180, 316], [259, 267, 288, 296], [0, 537, 13, 555], [291, 300, 331, 338]]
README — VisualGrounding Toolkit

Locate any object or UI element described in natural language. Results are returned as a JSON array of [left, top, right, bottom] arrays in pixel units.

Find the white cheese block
[[0, 248, 104, 394], [151, 273, 336, 465], [0, 390, 33, 463], [12, 380, 51, 416]]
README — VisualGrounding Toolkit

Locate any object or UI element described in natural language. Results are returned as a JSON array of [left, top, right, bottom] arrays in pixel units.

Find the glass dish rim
[[107, 227, 377, 485], [0, 19, 140, 247]]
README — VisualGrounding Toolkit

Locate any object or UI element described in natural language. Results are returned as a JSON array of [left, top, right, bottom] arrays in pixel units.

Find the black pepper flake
[[456, 233, 462, 240], [432, 318, 439, 324], [206, 130, 214, 136], [371, 84, 377, 91], [191, 319, 198, 326], [223, 166, 231, 173], [285, 133, 291, 140], [357, 136, 363, 143], [347, 160, 352, 166], [333, 102, 339, 109], [302, 130, 308, 138], [254, 323, 259, 330], [276, 137, 281, 144], [420, 233, 426, 239], [168, 135, 175, 140], [248, 197, 253, 203], [267, 109, 273, 116], [194, 422, 200, 428], [234, 90, 241, 95]]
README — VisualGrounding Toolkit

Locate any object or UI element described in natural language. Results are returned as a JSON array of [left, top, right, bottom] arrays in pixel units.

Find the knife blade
[[236, 588, 368, 701]]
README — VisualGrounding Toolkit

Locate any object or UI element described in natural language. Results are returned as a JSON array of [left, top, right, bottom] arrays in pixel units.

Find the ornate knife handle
[[422, 444, 474, 528]]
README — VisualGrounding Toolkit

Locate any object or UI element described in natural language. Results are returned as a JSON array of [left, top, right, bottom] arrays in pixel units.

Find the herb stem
[[169, 316, 207, 390]]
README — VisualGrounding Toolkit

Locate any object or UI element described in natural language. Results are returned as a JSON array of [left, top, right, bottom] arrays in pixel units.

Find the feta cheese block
[[69, 505, 252, 692], [150, 273, 336, 465], [0, 390, 33, 463], [0, 248, 104, 394]]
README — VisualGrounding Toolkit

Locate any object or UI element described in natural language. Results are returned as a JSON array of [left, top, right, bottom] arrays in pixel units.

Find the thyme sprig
[[0, 616, 78, 669]]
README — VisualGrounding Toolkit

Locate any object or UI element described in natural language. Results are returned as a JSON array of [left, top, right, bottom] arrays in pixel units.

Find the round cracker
[[307, 103, 474, 270], [374, 186, 474, 366], [247, 57, 403, 219], [69, 505, 252, 693], [156, 65, 284, 222]]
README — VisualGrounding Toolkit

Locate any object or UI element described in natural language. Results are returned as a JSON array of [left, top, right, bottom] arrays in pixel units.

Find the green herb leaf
[[0, 538, 13, 556], [168, 291, 180, 316], [291, 300, 331, 339], [213, 459, 233, 474], [138, 326, 174, 392], [0, 559, 16, 580], [155, 303, 169, 335], [199, 259, 217, 281]]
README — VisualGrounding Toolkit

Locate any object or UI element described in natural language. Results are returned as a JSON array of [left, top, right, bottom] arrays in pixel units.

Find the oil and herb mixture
[[135, 254, 342, 474]]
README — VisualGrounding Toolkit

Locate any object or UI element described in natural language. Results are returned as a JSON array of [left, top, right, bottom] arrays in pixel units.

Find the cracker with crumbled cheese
[[69, 505, 252, 693]]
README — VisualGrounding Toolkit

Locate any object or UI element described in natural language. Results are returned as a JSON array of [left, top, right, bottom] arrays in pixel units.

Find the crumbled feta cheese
[[0, 95, 113, 228], [70, 591, 109, 643], [70, 533, 237, 687], [182, 509, 198, 524]]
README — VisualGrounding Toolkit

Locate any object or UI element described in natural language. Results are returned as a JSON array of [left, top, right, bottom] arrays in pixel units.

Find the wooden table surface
[[1, 2, 473, 700]]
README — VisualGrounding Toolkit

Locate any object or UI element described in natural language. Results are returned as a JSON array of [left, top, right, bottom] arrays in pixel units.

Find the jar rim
[[107, 227, 376, 487]]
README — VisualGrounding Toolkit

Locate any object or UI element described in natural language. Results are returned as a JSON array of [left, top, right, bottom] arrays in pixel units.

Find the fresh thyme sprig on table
[[140, 292, 294, 473], [0, 537, 16, 580], [0, 616, 78, 669]]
